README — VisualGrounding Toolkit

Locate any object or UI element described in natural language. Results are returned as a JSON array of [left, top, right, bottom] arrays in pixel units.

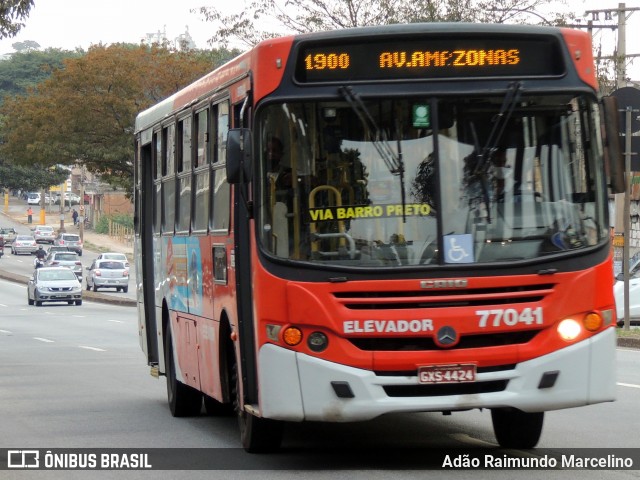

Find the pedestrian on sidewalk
[[72, 209, 78, 225], [26, 207, 33, 224]]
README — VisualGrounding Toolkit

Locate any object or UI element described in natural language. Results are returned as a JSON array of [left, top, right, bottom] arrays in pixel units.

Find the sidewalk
[[2, 195, 132, 256]]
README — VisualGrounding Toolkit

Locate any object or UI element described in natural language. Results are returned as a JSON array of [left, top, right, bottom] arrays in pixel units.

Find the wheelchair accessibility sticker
[[444, 234, 474, 263]]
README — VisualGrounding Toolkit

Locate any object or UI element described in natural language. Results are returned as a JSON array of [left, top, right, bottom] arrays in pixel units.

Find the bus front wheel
[[491, 408, 544, 449], [232, 358, 283, 452]]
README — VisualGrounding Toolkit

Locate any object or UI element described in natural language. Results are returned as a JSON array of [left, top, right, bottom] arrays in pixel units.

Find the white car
[[96, 252, 129, 267], [86, 259, 129, 292], [27, 192, 41, 205], [614, 269, 640, 325]]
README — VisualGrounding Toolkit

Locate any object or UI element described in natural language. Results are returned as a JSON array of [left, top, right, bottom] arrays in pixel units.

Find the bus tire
[[491, 408, 544, 449], [232, 358, 283, 452], [165, 329, 202, 417]]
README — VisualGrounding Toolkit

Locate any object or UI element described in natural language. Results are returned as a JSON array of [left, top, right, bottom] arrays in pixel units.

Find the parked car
[[27, 266, 82, 306], [11, 235, 38, 255], [54, 192, 80, 206], [45, 251, 83, 279], [86, 259, 129, 292], [96, 252, 130, 267], [26, 192, 41, 205], [32, 225, 56, 244], [54, 233, 83, 256], [615, 267, 640, 326], [0, 227, 17, 245]]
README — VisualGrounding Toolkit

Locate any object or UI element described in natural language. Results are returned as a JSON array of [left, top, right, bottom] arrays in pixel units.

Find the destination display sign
[[295, 35, 565, 82]]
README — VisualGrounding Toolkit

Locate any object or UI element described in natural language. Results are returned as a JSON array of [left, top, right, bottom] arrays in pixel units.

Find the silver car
[[27, 267, 82, 306], [11, 235, 38, 255], [54, 233, 83, 256], [45, 251, 83, 279], [86, 259, 129, 292], [33, 225, 56, 244]]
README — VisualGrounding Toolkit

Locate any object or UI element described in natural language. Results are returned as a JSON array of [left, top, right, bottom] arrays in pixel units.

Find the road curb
[[0, 268, 136, 307]]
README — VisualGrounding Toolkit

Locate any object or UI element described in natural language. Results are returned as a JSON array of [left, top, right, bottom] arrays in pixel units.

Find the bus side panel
[[159, 231, 238, 402]]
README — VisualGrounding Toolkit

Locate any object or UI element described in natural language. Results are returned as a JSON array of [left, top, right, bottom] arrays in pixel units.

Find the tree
[[0, 44, 240, 192], [195, 0, 576, 48], [0, 0, 34, 39], [11, 39, 40, 52], [0, 160, 68, 193], [0, 49, 81, 106]]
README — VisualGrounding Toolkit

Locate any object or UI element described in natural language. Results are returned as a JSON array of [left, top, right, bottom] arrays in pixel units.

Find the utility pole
[[584, 3, 640, 88], [79, 166, 85, 242]]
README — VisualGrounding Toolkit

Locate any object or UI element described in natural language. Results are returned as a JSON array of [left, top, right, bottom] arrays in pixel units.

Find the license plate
[[418, 364, 476, 384]]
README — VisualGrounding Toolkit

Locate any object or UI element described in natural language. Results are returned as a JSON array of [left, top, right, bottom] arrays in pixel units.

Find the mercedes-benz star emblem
[[436, 326, 458, 348]]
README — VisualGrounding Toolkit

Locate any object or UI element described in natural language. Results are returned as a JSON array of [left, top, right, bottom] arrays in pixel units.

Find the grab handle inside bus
[[227, 128, 253, 184], [601, 95, 625, 194]]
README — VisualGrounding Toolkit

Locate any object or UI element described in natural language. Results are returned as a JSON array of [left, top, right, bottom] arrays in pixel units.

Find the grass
[[616, 326, 640, 338]]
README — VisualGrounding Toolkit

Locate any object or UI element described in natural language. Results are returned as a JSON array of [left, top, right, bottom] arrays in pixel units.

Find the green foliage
[[0, 161, 68, 191], [0, 49, 81, 106], [0, 0, 33, 39], [94, 213, 133, 234], [0, 44, 239, 194]]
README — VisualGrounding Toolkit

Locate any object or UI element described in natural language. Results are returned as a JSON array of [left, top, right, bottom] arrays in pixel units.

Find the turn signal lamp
[[583, 312, 603, 332], [283, 327, 303, 346], [557, 318, 582, 341]]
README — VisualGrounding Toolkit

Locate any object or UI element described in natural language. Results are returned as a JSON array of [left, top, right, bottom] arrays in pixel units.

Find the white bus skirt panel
[[258, 327, 616, 422]]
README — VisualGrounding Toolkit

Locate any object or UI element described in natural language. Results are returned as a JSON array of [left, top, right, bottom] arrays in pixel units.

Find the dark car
[[27, 267, 82, 306], [54, 233, 83, 256]]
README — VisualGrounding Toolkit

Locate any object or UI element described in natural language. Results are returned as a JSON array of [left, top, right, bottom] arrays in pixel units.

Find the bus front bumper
[[257, 327, 616, 422]]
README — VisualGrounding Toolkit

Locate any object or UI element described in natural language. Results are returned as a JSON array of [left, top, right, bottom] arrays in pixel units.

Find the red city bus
[[134, 23, 624, 452]]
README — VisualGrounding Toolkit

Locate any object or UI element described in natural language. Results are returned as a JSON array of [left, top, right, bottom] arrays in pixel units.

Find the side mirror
[[226, 128, 252, 184], [601, 96, 625, 193]]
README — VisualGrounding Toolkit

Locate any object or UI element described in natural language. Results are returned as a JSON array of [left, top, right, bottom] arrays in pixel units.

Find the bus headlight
[[557, 319, 582, 341]]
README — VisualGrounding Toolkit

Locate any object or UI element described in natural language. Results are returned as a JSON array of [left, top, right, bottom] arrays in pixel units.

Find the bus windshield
[[257, 94, 608, 267]]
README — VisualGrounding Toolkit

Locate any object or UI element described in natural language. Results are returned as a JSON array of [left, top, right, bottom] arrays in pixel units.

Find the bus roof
[[134, 22, 591, 135]]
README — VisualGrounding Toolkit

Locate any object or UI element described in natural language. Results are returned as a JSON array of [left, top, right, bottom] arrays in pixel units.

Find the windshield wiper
[[469, 81, 523, 223], [339, 86, 407, 220]]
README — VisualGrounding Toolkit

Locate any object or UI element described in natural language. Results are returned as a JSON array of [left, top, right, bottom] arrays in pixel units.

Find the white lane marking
[[0, 329, 12, 334], [0, 303, 7, 307], [107, 320, 124, 324], [78, 345, 106, 352], [618, 382, 640, 389], [33, 337, 54, 343]]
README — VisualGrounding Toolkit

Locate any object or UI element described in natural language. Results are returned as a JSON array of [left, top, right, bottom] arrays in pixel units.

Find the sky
[[0, 0, 639, 82]]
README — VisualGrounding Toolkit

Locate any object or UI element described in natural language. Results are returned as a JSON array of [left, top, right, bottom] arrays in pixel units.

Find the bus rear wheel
[[231, 358, 283, 452], [165, 329, 202, 417], [491, 408, 544, 449]]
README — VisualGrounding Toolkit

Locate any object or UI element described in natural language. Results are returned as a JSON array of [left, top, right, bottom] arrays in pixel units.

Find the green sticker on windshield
[[413, 105, 430, 128]]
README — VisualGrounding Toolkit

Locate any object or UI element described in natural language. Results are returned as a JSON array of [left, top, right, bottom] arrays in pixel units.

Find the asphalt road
[[1, 276, 640, 479]]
